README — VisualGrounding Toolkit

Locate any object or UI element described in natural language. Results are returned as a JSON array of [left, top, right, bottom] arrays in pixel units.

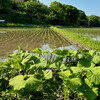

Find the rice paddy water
[[0, 28, 77, 58]]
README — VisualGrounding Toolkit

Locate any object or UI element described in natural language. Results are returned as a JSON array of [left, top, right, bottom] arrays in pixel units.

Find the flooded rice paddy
[[0, 28, 77, 58]]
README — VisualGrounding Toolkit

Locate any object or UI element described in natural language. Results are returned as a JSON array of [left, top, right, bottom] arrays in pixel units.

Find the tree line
[[0, 0, 100, 27]]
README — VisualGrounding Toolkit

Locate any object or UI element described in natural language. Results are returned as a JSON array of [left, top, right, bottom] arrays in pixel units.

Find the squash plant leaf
[[33, 48, 42, 55], [86, 70, 100, 85], [44, 69, 52, 80], [9, 75, 26, 90], [25, 75, 41, 91], [59, 70, 72, 80], [92, 55, 100, 64], [71, 67, 83, 73], [21, 54, 33, 65], [89, 50, 97, 56], [77, 58, 91, 67], [9, 75, 41, 91], [65, 77, 82, 89], [78, 82, 98, 100]]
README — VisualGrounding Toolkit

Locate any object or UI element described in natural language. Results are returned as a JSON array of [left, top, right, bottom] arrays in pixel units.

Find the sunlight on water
[[40, 44, 78, 50], [92, 36, 100, 41]]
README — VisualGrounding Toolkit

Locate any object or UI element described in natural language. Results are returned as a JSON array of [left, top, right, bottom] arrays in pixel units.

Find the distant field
[[0, 28, 71, 57], [62, 27, 100, 36]]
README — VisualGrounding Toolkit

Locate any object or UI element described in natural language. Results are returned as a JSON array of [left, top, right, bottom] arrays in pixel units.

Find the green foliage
[[9, 75, 26, 90], [44, 69, 52, 79], [0, 48, 100, 99], [88, 15, 100, 27], [24, 0, 47, 24], [1, 0, 97, 26], [0, 0, 12, 12], [78, 10, 88, 26], [48, 1, 79, 25]]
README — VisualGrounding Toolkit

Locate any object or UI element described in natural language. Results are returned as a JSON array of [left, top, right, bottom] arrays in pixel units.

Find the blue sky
[[39, 0, 100, 16]]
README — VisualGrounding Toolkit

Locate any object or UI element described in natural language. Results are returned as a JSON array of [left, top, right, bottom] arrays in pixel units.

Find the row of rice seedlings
[[52, 29, 71, 46], [20, 29, 44, 50], [50, 29, 65, 47], [42, 28, 48, 44], [0, 29, 42, 55], [47, 28, 52, 45], [0, 28, 40, 42], [30, 29, 44, 43], [48, 28, 56, 48], [20, 29, 44, 45], [33, 29, 46, 49]]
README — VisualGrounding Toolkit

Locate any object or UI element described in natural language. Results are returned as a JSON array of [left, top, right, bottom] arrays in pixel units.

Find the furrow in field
[[51, 29, 71, 47], [50, 29, 65, 48], [24, 29, 45, 50], [47, 28, 56, 48]]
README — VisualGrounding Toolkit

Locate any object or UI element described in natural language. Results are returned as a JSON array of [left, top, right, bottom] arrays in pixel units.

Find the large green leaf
[[65, 77, 82, 89], [92, 55, 100, 64], [77, 58, 91, 67], [89, 50, 97, 56], [78, 82, 98, 100], [44, 69, 52, 79], [33, 48, 42, 55], [49, 63, 57, 69], [9, 75, 41, 91], [53, 49, 68, 55], [86, 70, 100, 85], [59, 70, 72, 80], [34, 57, 47, 69], [9, 75, 26, 90], [60, 64, 68, 71], [21, 53, 33, 65], [71, 67, 83, 73], [25, 75, 41, 91]]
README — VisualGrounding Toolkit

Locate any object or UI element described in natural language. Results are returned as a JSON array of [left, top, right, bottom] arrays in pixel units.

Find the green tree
[[0, 0, 12, 13], [77, 10, 88, 26], [63, 4, 79, 25], [48, 1, 65, 25], [24, 0, 48, 24], [48, 1, 79, 25], [88, 15, 100, 27]]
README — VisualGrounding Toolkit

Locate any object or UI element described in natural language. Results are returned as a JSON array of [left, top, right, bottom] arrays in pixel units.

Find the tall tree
[[24, 0, 48, 24], [0, 0, 12, 13], [63, 4, 79, 25], [88, 15, 100, 27], [48, 1, 65, 25], [48, 1, 79, 25], [77, 10, 88, 26]]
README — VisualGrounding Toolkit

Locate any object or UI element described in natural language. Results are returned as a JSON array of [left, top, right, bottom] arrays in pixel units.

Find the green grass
[[53, 27, 100, 51]]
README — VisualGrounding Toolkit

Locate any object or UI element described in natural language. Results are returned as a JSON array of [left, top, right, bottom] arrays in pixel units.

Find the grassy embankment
[[53, 27, 100, 50]]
